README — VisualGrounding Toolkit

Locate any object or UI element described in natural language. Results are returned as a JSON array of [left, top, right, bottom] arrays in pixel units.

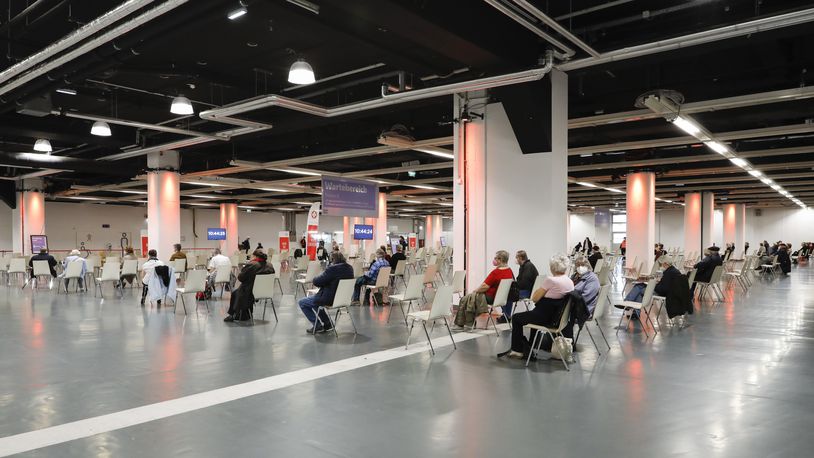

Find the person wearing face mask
[[473, 250, 515, 306], [571, 257, 600, 315]]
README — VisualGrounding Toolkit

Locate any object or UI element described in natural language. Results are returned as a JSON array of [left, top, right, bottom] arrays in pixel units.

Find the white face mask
[[577, 266, 589, 275]]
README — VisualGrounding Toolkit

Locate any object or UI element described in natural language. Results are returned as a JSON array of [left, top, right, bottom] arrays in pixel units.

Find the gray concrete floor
[[1, 263, 813, 457]]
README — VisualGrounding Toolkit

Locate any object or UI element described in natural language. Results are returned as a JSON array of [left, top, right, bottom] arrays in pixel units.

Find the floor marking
[[0, 326, 504, 457]]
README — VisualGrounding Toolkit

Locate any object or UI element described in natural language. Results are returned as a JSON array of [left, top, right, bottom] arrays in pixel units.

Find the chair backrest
[[171, 259, 186, 273], [214, 265, 231, 283], [106, 256, 120, 265], [271, 262, 282, 278], [597, 264, 611, 286], [428, 285, 454, 320], [185, 255, 196, 270], [650, 259, 660, 275], [709, 265, 724, 283], [416, 247, 424, 259], [0, 257, 9, 271], [642, 279, 657, 306], [451, 270, 467, 293], [352, 260, 364, 278], [332, 278, 356, 308], [428, 254, 437, 266], [593, 258, 604, 274], [85, 257, 96, 272], [393, 260, 406, 276], [297, 256, 309, 270], [593, 284, 611, 319], [230, 255, 242, 267], [687, 268, 697, 286], [422, 264, 438, 283], [252, 274, 275, 299], [530, 275, 545, 293], [270, 254, 280, 265], [553, 299, 573, 333], [8, 258, 25, 273], [304, 260, 321, 281], [182, 269, 207, 294], [64, 259, 84, 279], [101, 261, 120, 281], [32, 260, 51, 276], [403, 275, 425, 301], [492, 278, 513, 308], [374, 266, 391, 287], [369, 252, 376, 264], [121, 259, 138, 276]]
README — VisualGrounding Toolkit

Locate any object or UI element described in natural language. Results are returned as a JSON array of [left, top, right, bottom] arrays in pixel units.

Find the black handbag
[[507, 271, 520, 303]]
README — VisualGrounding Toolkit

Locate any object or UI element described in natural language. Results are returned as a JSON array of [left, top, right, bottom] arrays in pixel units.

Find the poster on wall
[[140, 230, 148, 257], [408, 233, 417, 250], [278, 231, 290, 252], [306, 203, 320, 260], [321, 176, 379, 217], [30, 235, 48, 254]]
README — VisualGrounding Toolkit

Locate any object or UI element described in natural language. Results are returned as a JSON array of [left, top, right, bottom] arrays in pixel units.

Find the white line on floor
[[0, 325, 505, 457]]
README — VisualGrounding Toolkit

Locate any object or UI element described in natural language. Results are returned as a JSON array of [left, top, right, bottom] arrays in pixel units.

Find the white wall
[[568, 212, 594, 249], [746, 207, 814, 246], [1, 201, 12, 251], [655, 209, 684, 250]]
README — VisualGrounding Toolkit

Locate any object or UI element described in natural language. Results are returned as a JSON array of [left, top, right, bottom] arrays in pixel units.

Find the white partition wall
[[453, 69, 568, 288]]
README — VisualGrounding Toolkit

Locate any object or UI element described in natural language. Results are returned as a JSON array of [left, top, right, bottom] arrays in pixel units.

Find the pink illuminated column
[[684, 192, 702, 256], [220, 203, 238, 254], [376, 192, 387, 250], [342, 216, 351, 251], [723, 203, 746, 258], [626, 172, 656, 273], [364, 216, 376, 252], [424, 215, 434, 251], [147, 151, 180, 261], [701, 192, 715, 249], [11, 178, 45, 255]]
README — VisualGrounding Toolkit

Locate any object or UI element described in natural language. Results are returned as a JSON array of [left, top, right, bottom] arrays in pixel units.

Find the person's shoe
[[223, 315, 235, 322], [496, 316, 508, 324], [321, 325, 334, 333], [306, 325, 324, 334], [509, 351, 525, 359], [350, 300, 361, 306]]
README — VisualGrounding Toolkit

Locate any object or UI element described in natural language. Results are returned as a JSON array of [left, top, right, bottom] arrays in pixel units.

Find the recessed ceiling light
[[170, 96, 194, 115], [91, 121, 112, 137], [33, 139, 52, 153], [288, 59, 315, 85]]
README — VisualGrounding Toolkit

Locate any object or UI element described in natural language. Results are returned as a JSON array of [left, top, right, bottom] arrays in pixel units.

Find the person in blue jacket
[[298, 251, 354, 333]]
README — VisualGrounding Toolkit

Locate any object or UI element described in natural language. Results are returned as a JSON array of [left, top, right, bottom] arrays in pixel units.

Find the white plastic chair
[[121, 260, 139, 290], [61, 260, 85, 293], [482, 278, 511, 336], [253, 274, 277, 322], [516, 275, 545, 315], [405, 285, 455, 355], [387, 275, 424, 324], [575, 283, 611, 354], [695, 265, 725, 302], [7, 258, 26, 286], [171, 259, 187, 280], [615, 279, 658, 337], [295, 260, 321, 298], [450, 270, 467, 303], [314, 278, 357, 336], [524, 299, 573, 369], [31, 260, 53, 290], [95, 262, 121, 298], [363, 266, 391, 306], [176, 269, 207, 315], [214, 266, 232, 297], [390, 260, 407, 289]]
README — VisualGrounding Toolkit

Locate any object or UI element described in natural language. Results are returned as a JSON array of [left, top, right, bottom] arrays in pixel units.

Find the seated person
[[351, 249, 389, 305], [140, 250, 164, 306], [224, 250, 274, 322], [499, 254, 574, 359], [472, 250, 514, 314], [690, 246, 722, 295], [207, 248, 234, 290], [777, 244, 791, 275], [503, 250, 539, 323], [572, 256, 600, 316], [298, 251, 354, 333], [120, 247, 138, 287], [380, 245, 392, 262], [169, 243, 186, 261], [29, 248, 57, 277], [389, 244, 407, 271], [61, 249, 87, 291], [588, 245, 603, 270]]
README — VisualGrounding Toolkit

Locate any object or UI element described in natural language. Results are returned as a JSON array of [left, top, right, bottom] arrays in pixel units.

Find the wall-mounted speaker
[[754, 209, 762, 217]]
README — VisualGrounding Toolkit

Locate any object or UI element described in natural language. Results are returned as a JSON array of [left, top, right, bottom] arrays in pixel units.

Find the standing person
[[298, 251, 354, 333], [399, 236, 408, 250], [169, 243, 186, 261], [503, 250, 539, 323], [62, 249, 87, 291], [583, 237, 593, 254], [588, 245, 603, 270], [239, 238, 251, 255], [744, 242, 750, 256], [351, 249, 389, 305], [620, 237, 627, 257], [690, 246, 722, 296], [140, 250, 164, 306], [29, 248, 57, 277], [390, 244, 407, 270], [224, 250, 274, 322]]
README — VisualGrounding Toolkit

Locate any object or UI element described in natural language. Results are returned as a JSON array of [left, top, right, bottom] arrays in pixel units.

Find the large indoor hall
[[1, 1, 813, 457]]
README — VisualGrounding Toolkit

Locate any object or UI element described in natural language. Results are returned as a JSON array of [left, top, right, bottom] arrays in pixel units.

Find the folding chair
[[450, 270, 467, 304], [121, 260, 139, 290], [7, 258, 26, 286], [390, 260, 407, 290], [575, 283, 611, 354], [420, 264, 438, 301], [295, 260, 321, 298], [253, 274, 277, 322], [516, 275, 545, 314], [525, 299, 572, 369], [271, 261, 284, 295], [314, 278, 357, 336], [695, 265, 724, 302], [363, 266, 391, 306], [60, 260, 85, 293], [615, 279, 658, 337], [95, 262, 122, 298], [405, 285, 455, 355], [176, 269, 207, 315], [480, 278, 511, 336], [213, 266, 232, 297], [171, 259, 187, 281], [387, 275, 424, 324], [31, 260, 53, 290]]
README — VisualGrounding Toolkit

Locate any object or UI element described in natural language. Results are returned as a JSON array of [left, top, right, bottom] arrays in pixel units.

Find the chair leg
[[179, 293, 187, 315], [270, 299, 278, 322], [443, 317, 456, 349], [584, 325, 600, 354], [422, 322, 435, 355], [616, 309, 626, 334], [261, 299, 267, 321], [386, 299, 396, 323], [526, 330, 542, 367], [595, 322, 611, 350], [405, 319, 416, 349]]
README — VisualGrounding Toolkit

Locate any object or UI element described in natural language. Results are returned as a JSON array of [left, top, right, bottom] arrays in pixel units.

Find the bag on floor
[[550, 336, 573, 361]]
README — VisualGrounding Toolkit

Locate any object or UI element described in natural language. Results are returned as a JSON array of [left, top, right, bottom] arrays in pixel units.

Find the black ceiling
[[1, 0, 813, 214]]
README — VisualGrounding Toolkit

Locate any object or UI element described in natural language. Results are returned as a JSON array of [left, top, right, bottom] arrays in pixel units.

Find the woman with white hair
[[499, 254, 574, 359], [62, 249, 88, 291]]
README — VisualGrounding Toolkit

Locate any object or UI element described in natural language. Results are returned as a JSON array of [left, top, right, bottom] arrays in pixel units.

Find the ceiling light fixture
[[114, 190, 148, 195], [188, 194, 218, 199], [575, 181, 598, 188], [260, 188, 290, 193], [273, 168, 321, 176], [90, 121, 112, 137], [771, 184, 782, 191], [704, 141, 728, 154], [56, 88, 77, 96], [227, 2, 247, 20], [671, 116, 701, 136], [288, 59, 316, 85], [730, 157, 748, 168], [748, 170, 762, 177], [606, 187, 625, 194], [410, 185, 440, 190], [760, 177, 772, 185], [170, 96, 194, 115], [33, 139, 52, 153], [414, 147, 454, 160]]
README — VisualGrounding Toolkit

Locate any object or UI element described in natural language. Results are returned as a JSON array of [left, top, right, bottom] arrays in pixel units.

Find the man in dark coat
[[389, 244, 407, 271], [588, 245, 603, 270], [224, 250, 273, 322], [654, 256, 692, 318], [690, 246, 722, 296], [29, 248, 58, 277], [777, 244, 792, 275], [298, 251, 354, 333]]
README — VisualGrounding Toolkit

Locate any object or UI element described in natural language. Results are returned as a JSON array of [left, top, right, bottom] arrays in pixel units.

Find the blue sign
[[322, 176, 379, 217], [353, 224, 374, 240], [207, 228, 227, 240]]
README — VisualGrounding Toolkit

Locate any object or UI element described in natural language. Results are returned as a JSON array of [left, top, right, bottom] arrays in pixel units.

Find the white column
[[424, 215, 434, 250], [723, 203, 746, 258], [376, 192, 387, 250], [626, 172, 655, 273], [453, 69, 568, 289], [147, 151, 180, 262], [220, 203, 238, 254], [11, 179, 45, 255], [431, 215, 442, 249], [684, 192, 701, 256], [701, 192, 715, 249]]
